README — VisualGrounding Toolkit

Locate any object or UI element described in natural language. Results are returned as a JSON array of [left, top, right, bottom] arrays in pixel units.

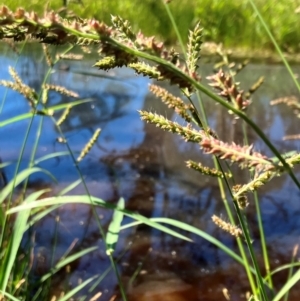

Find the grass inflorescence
[[0, 3, 300, 301], [3, 0, 300, 52]]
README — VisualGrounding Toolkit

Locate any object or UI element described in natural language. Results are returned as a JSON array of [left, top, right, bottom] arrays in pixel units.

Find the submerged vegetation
[[0, 2, 300, 301]]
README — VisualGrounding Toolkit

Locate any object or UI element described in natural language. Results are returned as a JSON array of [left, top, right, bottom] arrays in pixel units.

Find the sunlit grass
[[1, 1, 300, 300], [3, 0, 300, 51]]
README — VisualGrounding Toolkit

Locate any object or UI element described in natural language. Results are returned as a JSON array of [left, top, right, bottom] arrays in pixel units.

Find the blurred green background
[[3, 0, 300, 52]]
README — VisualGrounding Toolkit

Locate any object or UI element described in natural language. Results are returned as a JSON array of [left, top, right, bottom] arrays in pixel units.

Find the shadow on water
[[1, 43, 300, 300]]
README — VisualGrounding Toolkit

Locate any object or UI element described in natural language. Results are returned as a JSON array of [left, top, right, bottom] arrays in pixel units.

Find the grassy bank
[[3, 0, 300, 52]]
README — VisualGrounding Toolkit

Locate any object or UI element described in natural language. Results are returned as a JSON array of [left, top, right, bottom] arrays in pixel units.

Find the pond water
[[1, 43, 300, 300]]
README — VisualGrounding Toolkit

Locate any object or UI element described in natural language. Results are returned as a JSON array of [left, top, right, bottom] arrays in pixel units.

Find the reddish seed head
[[14, 7, 25, 19]]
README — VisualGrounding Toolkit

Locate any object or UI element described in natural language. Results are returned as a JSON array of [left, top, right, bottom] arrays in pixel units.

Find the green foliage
[[3, 0, 300, 51], [0, 2, 300, 301]]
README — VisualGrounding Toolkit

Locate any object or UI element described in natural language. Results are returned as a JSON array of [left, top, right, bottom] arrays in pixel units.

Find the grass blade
[[0, 167, 56, 204], [0, 290, 21, 301], [273, 268, 300, 301], [106, 197, 125, 255], [121, 217, 255, 274], [57, 275, 98, 301], [248, 0, 300, 93], [0, 189, 48, 292], [0, 98, 94, 128], [40, 246, 98, 283], [7, 195, 192, 242], [34, 151, 70, 165], [57, 179, 83, 196]]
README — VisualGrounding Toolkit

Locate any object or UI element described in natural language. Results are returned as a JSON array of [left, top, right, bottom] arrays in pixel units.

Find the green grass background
[[3, 0, 300, 51]]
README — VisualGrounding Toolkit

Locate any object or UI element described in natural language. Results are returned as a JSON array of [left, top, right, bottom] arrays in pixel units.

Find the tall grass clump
[[0, 3, 300, 301]]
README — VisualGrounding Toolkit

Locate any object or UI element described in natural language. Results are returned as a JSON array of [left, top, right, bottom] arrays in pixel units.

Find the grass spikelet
[[270, 96, 300, 117], [95, 49, 137, 69], [57, 105, 72, 126], [94, 56, 118, 70], [57, 53, 84, 61], [44, 84, 79, 98], [212, 215, 243, 238], [207, 69, 251, 111], [245, 76, 264, 98], [8, 66, 22, 86], [236, 194, 249, 210], [149, 84, 194, 122], [234, 59, 249, 74], [283, 134, 300, 141], [232, 185, 249, 209], [77, 128, 101, 162], [0, 80, 18, 92], [128, 62, 161, 80], [0, 69, 37, 107], [42, 87, 48, 104], [233, 171, 275, 197], [81, 46, 92, 54], [282, 152, 300, 167], [200, 137, 275, 171], [139, 110, 204, 143], [186, 160, 232, 178], [186, 21, 203, 74], [111, 15, 136, 42], [42, 44, 53, 67], [270, 96, 299, 106]]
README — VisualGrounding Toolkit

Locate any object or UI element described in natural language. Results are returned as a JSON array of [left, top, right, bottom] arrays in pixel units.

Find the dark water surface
[[1, 43, 300, 300]]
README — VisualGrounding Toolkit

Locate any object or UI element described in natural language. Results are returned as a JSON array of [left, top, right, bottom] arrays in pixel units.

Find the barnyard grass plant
[[0, 3, 300, 301]]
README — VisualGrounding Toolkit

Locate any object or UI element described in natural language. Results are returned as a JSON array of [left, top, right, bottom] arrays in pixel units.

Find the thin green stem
[[0, 41, 28, 264], [161, 7, 258, 295], [283, 245, 298, 301], [235, 203, 268, 301], [161, 1, 186, 58], [49, 114, 128, 299], [242, 122, 273, 289], [220, 164, 268, 300], [109, 255, 127, 301], [248, 0, 300, 93], [215, 160, 258, 296]]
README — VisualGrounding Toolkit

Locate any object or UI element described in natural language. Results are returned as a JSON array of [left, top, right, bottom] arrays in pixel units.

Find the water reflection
[[1, 43, 300, 300]]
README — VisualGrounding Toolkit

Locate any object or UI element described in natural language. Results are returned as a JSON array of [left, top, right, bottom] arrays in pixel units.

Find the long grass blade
[[0, 98, 94, 128], [273, 268, 300, 301], [0, 290, 21, 301], [120, 217, 255, 274], [57, 275, 98, 301], [0, 167, 56, 204], [248, 0, 300, 93], [57, 179, 83, 196], [7, 196, 192, 242], [0, 161, 12, 169], [106, 197, 124, 255], [34, 151, 70, 165], [40, 246, 98, 282], [0, 189, 47, 292]]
